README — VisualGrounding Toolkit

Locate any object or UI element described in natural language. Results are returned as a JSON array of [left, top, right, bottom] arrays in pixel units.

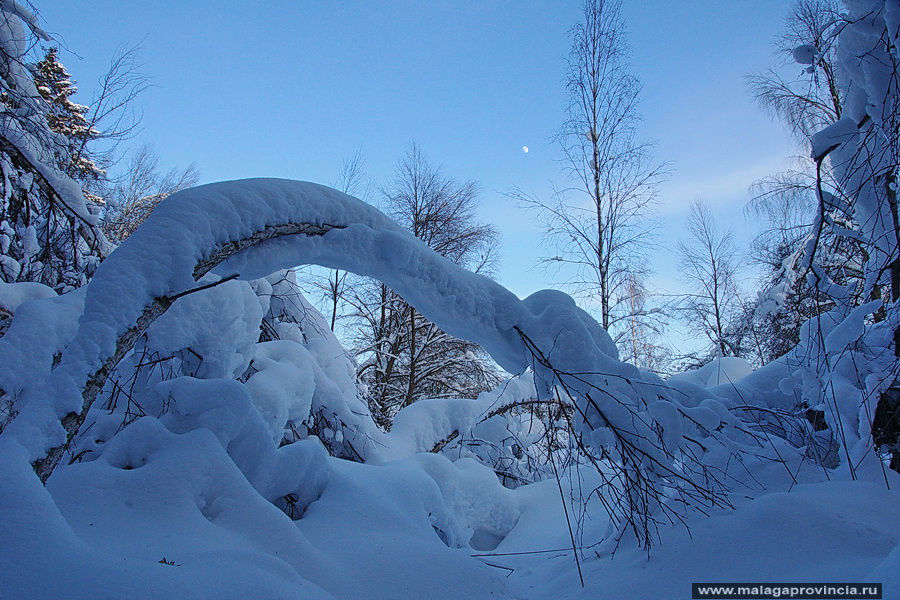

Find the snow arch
[[9, 178, 623, 481]]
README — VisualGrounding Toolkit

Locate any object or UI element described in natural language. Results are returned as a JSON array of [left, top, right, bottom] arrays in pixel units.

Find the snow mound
[[668, 356, 754, 388]]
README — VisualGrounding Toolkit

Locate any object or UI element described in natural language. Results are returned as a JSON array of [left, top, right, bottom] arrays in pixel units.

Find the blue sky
[[38, 1, 801, 345]]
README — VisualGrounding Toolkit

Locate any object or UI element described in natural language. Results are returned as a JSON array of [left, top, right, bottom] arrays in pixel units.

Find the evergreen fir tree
[[33, 47, 102, 183]]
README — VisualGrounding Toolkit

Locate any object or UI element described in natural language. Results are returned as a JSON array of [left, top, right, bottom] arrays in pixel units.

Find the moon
[[521, 145, 529, 153]]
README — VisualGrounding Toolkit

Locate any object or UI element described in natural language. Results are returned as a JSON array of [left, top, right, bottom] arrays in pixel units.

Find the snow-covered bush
[[250, 269, 381, 461], [382, 370, 555, 487]]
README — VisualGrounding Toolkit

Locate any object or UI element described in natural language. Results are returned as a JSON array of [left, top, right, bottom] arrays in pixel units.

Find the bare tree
[[77, 45, 148, 176], [324, 150, 367, 330], [746, 0, 847, 260], [101, 143, 199, 242], [676, 200, 741, 357], [385, 144, 498, 407], [351, 144, 500, 420], [520, 0, 666, 344]]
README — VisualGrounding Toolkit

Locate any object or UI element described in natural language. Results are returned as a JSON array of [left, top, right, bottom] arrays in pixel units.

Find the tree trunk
[[886, 172, 900, 302], [405, 307, 417, 407], [330, 270, 340, 330]]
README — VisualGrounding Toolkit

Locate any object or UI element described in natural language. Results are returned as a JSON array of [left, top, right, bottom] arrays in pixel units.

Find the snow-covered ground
[[2, 422, 897, 599]]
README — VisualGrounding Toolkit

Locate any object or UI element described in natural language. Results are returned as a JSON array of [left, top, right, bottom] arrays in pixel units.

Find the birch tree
[[676, 200, 741, 357], [521, 0, 666, 346]]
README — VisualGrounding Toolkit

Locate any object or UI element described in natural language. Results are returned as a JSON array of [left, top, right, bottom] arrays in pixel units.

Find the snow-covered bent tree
[[0, 177, 778, 548]]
